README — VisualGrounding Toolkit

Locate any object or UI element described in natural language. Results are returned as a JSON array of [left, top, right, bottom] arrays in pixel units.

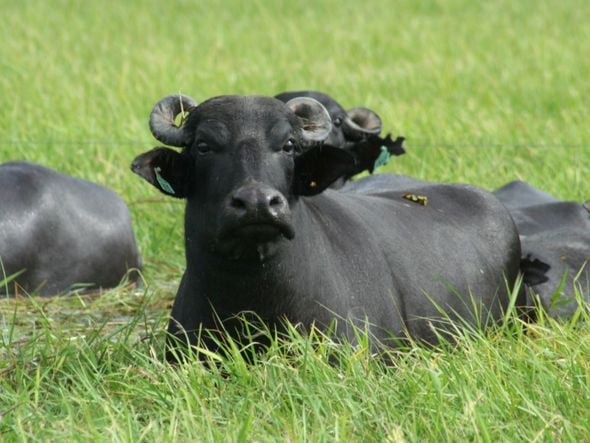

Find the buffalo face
[[132, 95, 354, 261]]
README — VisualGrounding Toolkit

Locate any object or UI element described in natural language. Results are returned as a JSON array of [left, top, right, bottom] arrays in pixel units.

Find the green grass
[[1, 0, 590, 440], [2, 291, 590, 441]]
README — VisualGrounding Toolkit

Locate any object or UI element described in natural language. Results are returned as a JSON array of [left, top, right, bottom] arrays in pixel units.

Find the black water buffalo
[[493, 181, 590, 317], [132, 94, 523, 356], [0, 161, 141, 295], [275, 91, 405, 186]]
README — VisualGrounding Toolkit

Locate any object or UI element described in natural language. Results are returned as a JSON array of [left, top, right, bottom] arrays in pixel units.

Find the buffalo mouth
[[215, 219, 295, 262], [225, 220, 295, 243]]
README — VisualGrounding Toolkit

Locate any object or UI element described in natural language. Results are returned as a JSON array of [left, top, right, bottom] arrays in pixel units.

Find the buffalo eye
[[283, 138, 296, 154], [333, 117, 342, 127], [196, 141, 211, 154]]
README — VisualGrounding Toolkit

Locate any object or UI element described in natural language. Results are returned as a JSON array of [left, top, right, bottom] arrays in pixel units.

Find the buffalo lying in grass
[[132, 93, 523, 358], [0, 161, 141, 295]]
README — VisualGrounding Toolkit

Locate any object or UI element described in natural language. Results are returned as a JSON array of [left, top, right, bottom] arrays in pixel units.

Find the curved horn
[[343, 107, 382, 139], [285, 97, 332, 142], [149, 94, 198, 147]]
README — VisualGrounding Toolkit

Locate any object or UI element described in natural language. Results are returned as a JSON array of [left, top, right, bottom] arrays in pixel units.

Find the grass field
[[1, 0, 589, 440]]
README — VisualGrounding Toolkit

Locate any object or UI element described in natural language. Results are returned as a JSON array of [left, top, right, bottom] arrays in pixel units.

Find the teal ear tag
[[154, 167, 175, 195], [373, 146, 391, 170]]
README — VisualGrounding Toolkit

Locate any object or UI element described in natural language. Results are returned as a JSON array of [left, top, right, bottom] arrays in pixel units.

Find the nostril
[[269, 195, 283, 207], [231, 197, 247, 210]]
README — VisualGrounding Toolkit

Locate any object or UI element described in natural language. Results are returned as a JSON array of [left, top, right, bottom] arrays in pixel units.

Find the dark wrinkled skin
[[132, 95, 522, 359], [0, 162, 141, 295], [493, 180, 590, 318]]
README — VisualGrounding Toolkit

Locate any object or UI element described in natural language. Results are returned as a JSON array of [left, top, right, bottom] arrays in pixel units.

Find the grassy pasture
[[1, 0, 589, 440]]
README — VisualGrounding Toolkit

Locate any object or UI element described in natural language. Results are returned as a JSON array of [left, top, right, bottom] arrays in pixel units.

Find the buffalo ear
[[352, 134, 406, 174], [293, 146, 355, 196], [131, 147, 191, 198]]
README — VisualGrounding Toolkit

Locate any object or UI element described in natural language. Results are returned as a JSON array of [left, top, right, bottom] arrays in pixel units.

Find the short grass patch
[[1, 0, 589, 440]]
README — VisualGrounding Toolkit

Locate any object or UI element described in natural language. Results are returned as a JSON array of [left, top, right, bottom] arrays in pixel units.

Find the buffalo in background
[[279, 91, 590, 320], [0, 161, 142, 296], [494, 181, 590, 318], [275, 90, 406, 186]]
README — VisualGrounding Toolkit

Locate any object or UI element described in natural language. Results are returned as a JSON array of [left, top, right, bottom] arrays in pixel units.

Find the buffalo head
[[132, 94, 355, 261], [275, 90, 405, 183]]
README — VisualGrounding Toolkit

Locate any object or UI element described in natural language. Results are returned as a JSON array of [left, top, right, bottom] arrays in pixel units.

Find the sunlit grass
[[1, 286, 589, 440], [1, 0, 590, 440]]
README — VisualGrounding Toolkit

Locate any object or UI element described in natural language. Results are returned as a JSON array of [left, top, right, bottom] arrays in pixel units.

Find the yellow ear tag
[[402, 193, 428, 206]]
